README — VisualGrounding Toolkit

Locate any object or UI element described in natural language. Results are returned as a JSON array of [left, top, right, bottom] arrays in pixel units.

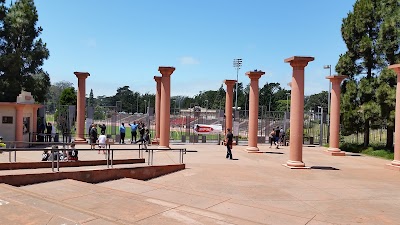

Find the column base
[[73, 138, 87, 144], [158, 145, 171, 150], [151, 139, 159, 145], [325, 148, 346, 156], [385, 160, 400, 171], [246, 146, 259, 152], [282, 160, 310, 169]]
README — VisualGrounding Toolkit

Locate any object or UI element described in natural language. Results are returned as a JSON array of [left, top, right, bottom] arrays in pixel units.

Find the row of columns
[[388, 64, 400, 170], [72, 62, 400, 171], [221, 57, 400, 171]]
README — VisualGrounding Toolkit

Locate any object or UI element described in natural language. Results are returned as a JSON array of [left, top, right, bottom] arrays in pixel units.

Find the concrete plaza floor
[[0, 143, 399, 224]]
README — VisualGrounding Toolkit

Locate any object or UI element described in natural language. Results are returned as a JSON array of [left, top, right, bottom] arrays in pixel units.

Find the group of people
[[37, 122, 56, 142], [87, 121, 150, 151], [89, 123, 108, 153], [119, 121, 150, 147], [269, 126, 285, 149], [42, 143, 78, 161], [223, 126, 286, 159]]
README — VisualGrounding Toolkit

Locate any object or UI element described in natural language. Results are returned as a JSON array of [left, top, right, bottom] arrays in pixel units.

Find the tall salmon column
[[387, 64, 400, 170], [15, 105, 25, 147], [284, 56, 314, 168], [74, 72, 90, 143], [224, 80, 236, 134], [154, 76, 162, 142], [32, 105, 40, 142], [158, 67, 175, 149], [246, 70, 265, 151], [326, 75, 347, 156]]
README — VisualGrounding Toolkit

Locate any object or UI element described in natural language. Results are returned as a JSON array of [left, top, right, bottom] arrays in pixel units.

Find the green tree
[[0, 0, 50, 102], [336, 0, 388, 146], [88, 89, 94, 107], [259, 82, 288, 111], [46, 80, 73, 113], [114, 86, 134, 112], [56, 87, 76, 133], [305, 91, 328, 112], [375, 0, 400, 148], [59, 87, 77, 106]]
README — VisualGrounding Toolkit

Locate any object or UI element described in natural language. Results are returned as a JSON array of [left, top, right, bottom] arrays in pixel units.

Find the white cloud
[[179, 56, 200, 65]]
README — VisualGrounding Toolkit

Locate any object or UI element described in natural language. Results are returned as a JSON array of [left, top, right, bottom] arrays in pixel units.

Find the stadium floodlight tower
[[233, 58, 243, 117]]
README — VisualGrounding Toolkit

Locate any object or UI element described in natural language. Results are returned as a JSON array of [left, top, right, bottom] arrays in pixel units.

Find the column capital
[[154, 76, 162, 82], [389, 64, 400, 75], [246, 71, 265, 80], [15, 104, 25, 110], [224, 79, 236, 87], [74, 72, 90, 79], [326, 75, 348, 83], [158, 67, 175, 77], [284, 56, 314, 69]]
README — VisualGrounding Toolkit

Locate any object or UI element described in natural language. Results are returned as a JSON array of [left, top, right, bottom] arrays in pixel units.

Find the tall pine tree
[[336, 0, 399, 147], [0, 0, 50, 102]]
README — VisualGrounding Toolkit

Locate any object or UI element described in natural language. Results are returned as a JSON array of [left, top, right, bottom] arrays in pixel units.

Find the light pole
[[324, 65, 332, 143], [268, 86, 278, 111], [144, 100, 147, 114], [318, 106, 323, 146], [136, 95, 139, 113], [233, 58, 243, 116], [286, 93, 290, 112], [173, 100, 176, 115], [205, 100, 209, 120]]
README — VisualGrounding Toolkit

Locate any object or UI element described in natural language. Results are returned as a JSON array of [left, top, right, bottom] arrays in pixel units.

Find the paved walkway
[[0, 143, 399, 224]]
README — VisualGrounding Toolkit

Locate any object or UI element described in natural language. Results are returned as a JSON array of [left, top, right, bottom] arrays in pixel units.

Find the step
[[20, 179, 259, 224], [0, 164, 185, 186]]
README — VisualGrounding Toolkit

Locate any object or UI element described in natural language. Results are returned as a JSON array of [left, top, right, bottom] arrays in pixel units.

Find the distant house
[[0, 91, 42, 147]]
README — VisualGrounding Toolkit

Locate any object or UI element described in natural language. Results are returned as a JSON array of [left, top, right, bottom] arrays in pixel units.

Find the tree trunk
[[386, 126, 394, 149], [364, 121, 370, 147]]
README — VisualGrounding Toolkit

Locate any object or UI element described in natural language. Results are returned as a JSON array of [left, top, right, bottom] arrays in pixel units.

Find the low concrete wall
[[0, 159, 145, 170], [0, 164, 185, 186]]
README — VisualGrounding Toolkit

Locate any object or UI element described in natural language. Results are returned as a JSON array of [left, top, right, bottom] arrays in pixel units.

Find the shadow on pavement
[[264, 151, 284, 155], [311, 166, 340, 170], [347, 154, 362, 156]]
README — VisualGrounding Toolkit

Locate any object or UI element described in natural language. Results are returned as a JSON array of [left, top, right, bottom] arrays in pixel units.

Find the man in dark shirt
[[225, 128, 233, 159], [275, 126, 280, 149], [98, 124, 107, 135], [46, 122, 52, 142]]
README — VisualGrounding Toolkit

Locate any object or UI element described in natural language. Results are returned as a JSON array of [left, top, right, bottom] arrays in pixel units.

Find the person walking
[[275, 126, 280, 149], [136, 129, 150, 150], [129, 122, 138, 143], [119, 123, 126, 144], [89, 124, 98, 149], [269, 129, 276, 148], [225, 128, 233, 160]]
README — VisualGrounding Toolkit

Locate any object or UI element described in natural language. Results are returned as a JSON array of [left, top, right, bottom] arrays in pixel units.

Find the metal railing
[[0, 141, 186, 172]]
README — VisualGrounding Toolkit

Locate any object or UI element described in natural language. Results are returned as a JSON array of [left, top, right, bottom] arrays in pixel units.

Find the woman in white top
[[98, 131, 107, 154]]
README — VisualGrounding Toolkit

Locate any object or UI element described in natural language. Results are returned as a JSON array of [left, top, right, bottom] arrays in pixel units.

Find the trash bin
[[257, 136, 266, 143], [115, 134, 121, 143], [309, 137, 314, 145], [189, 135, 199, 143]]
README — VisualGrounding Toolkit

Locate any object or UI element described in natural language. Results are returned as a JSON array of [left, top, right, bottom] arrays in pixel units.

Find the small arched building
[[0, 91, 42, 146]]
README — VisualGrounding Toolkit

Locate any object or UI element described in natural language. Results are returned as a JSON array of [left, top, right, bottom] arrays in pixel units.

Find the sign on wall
[[193, 124, 223, 134]]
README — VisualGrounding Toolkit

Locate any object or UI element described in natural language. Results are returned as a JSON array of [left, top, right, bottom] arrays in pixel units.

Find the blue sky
[[33, 0, 354, 97]]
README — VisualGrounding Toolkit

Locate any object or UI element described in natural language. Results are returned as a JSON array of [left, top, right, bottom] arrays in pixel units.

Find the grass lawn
[[340, 142, 394, 160]]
